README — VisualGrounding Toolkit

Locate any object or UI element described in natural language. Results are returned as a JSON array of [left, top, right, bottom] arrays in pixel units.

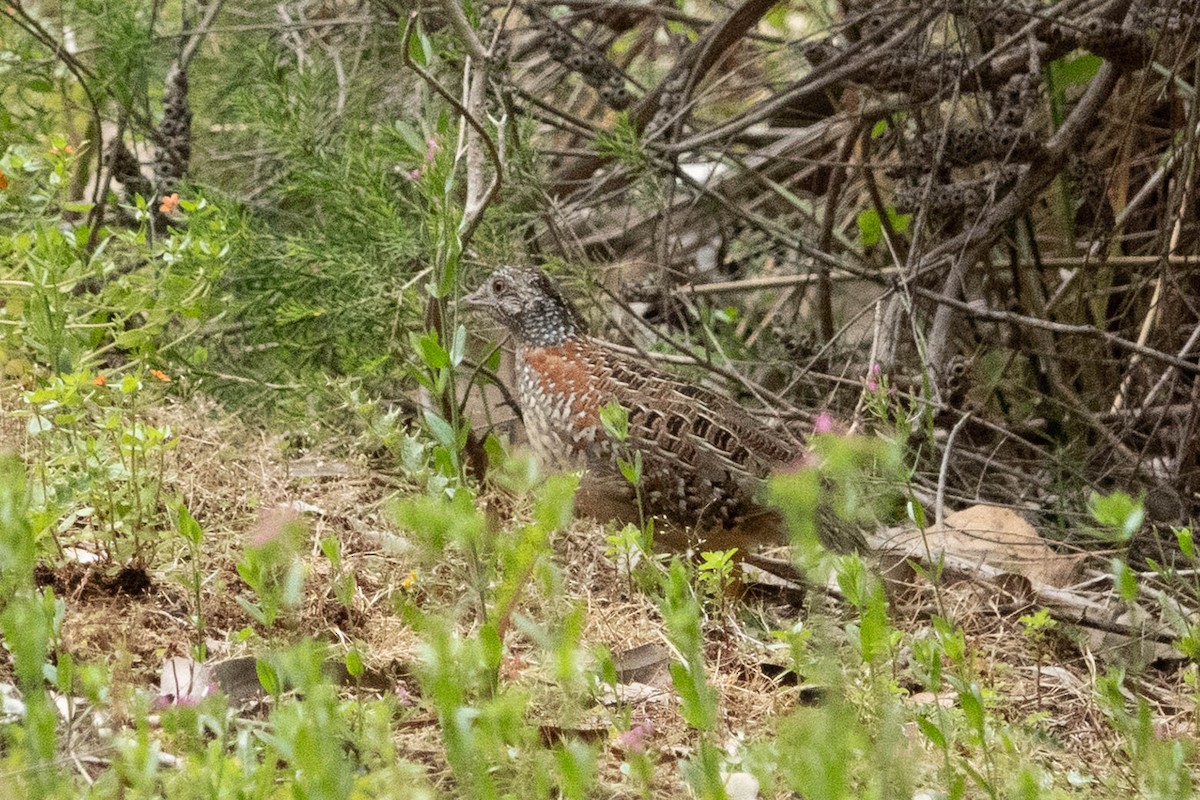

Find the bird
[[464, 265, 859, 554]]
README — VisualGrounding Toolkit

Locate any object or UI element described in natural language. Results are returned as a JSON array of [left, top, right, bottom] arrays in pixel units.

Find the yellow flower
[[401, 569, 418, 590]]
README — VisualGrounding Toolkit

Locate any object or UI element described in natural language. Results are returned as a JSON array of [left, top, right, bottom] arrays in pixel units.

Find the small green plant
[[1096, 669, 1195, 798], [407, 323, 470, 483], [174, 502, 207, 660], [1019, 607, 1058, 707], [605, 521, 648, 595], [1089, 490, 1145, 543], [599, 399, 647, 531], [0, 455, 64, 799], [696, 547, 738, 618], [236, 512, 308, 627], [319, 532, 357, 611], [17, 368, 178, 567]]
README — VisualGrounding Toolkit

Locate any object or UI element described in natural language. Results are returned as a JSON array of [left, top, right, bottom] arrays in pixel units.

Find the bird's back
[[515, 335, 802, 544]]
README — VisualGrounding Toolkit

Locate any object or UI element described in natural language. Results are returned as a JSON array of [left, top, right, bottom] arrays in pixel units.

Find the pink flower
[[249, 508, 298, 547], [395, 682, 417, 707], [424, 137, 440, 160], [407, 168, 422, 180], [615, 721, 655, 753], [813, 412, 835, 434], [865, 364, 881, 391]]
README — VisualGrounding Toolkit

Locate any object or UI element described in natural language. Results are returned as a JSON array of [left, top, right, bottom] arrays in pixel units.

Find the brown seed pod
[[106, 139, 153, 204], [154, 64, 192, 191], [894, 167, 1025, 214]]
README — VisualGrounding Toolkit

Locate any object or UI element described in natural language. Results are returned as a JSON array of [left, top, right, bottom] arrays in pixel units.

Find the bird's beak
[[461, 286, 489, 307]]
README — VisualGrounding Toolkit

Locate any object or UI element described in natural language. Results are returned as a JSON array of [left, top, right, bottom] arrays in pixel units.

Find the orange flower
[[0, 169, 7, 190], [158, 193, 180, 214], [149, 369, 171, 383], [92, 374, 107, 386], [64, 144, 75, 154]]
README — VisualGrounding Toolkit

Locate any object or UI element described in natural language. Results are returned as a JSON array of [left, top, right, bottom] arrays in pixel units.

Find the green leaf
[[958, 683, 985, 735], [916, 715, 947, 749], [599, 401, 629, 442], [411, 330, 450, 370], [423, 409, 457, 450], [1051, 53, 1102, 89], [857, 206, 912, 246], [479, 622, 502, 671], [1112, 558, 1138, 601], [175, 503, 204, 547], [394, 121, 426, 154], [256, 658, 280, 696], [1177, 527, 1194, 559], [345, 649, 364, 678], [319, 534, 340, 566], [533, 473, 578, 532], [408, 22, 430, 66], [907, 497, 927, 529], [449, 324, 467, 367], [764, 2, 789, 32], [1088, 491, 1144, 541]]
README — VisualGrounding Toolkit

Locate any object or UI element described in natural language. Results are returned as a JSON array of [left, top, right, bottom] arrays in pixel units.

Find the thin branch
[[910, 284, 1200, 376]]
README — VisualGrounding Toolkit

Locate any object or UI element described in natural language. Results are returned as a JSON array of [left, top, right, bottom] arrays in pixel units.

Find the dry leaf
[[612, 642, 669, 684], [879, 504, 1085, 588], [158, 657, 214, 705]]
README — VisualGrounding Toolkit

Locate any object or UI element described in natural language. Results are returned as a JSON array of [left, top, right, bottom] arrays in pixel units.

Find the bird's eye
[[491, 277, 508, 294]]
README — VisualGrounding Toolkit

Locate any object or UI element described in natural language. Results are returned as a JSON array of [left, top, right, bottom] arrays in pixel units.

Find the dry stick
[[677, 256, 1200, 298], [1123, 170, 1200, 419], [847, 300, 886, 433], [923, 59, 1124, 367], [551, 0, 781, 196], [665, 148, 869, 278], [679, 268, 902, 295], [548, 0, 787, 43], [744, 276, 801, 349], [178, 0, 227, 70], [84, 0, 226, 257], [1101, 117, 1200, 251], [935, 412, 973, 534], [438, 0, 487, 60], [597, 286, 811, 424], [911, 284, 1199, 375], [1110, 178, 1192, 413], [570, 116, 856, 255], [814, 132, 860, 341], [666, 9, 942, 156]]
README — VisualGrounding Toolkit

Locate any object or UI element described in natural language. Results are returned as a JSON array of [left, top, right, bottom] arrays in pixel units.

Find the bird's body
[[466, 266, 846, 552]]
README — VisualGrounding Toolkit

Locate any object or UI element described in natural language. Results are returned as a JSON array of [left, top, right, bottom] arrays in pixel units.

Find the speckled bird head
[[464, 266, 586, 347]]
